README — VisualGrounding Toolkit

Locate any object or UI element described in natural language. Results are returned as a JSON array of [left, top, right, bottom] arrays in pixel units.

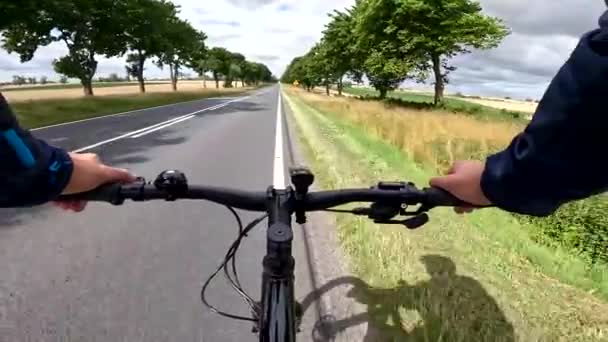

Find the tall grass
[[344, 87, 528, 121], [284, 88, 608, 341], [298, 89, 523, 173]]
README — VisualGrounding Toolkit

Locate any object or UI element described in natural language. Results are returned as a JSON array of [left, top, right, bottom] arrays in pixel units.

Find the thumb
[[102, 166, 136, 183], [429, 174, 455, 190]]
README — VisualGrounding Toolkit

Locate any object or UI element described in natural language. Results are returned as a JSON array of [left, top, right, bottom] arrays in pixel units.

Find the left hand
[[54, 152, 136, 212]]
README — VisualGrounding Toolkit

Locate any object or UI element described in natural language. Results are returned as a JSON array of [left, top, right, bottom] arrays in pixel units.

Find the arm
[[0, 94, 135, 209], [431, 12, 608, 216], [0, 93, 74, 207], [481, 16, 608, 216]]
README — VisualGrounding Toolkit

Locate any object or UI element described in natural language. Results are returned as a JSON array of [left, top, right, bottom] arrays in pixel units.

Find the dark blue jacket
[[0, 94, 73, 207], [481, 12, 608, 216]]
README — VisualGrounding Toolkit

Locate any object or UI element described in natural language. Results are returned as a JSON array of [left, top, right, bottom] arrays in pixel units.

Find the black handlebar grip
[[423, 187, 468, 207], [57, 183, 124, 205]]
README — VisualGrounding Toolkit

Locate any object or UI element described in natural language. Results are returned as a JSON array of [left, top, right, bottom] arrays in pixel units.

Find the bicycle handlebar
[[58, 178, 467, 212]]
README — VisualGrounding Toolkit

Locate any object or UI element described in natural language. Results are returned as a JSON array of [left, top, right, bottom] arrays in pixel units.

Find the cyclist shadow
[[302, 255, 515, 342]]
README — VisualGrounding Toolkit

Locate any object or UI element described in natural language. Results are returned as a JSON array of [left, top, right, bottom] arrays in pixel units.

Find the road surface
[[0, 85, 325, 341]]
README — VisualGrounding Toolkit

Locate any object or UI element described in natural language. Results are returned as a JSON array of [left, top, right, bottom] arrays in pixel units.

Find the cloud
[[277, 3, 293, 12], [200, 19, 240, 27], [252, 54, 280, 62], [0, 0, 605, 99], [226, 0, 277, 9]]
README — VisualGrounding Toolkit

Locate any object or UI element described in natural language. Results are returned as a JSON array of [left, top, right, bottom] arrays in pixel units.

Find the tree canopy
[[1, 0, 274, 95], [281, 0, 509, 103]]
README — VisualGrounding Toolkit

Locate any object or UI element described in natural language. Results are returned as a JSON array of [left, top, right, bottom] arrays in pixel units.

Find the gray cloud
[[207, 33, 241, 44], [200, 19, 240, 27], [252, 54, 280, 62], [226, 0, 277, 9], [441, 0, 605, 98], [479, 0, 605, 38]]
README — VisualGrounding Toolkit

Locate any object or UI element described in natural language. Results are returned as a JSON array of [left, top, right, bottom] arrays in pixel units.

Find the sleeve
[[480, 13, 608, 217], [0, 93, 74, 207]]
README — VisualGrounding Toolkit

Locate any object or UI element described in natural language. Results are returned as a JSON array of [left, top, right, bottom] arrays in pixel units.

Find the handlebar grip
[[57, 183, 124, 205], [423, 187, 468, 207]]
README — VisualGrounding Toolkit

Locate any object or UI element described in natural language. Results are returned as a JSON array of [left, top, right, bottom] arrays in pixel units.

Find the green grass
[[344, 87, 527, 121], [284, 89, 608, 341], [13, 90, 246, 129], [0, 81, 170, 92]]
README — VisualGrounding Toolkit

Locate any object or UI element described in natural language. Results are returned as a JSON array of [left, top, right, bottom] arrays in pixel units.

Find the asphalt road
[[0, 85, 321, 341]]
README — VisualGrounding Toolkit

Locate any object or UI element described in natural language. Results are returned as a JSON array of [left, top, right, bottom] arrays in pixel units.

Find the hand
[[54, 153, 136, 212], [429, 160, 492, 214]]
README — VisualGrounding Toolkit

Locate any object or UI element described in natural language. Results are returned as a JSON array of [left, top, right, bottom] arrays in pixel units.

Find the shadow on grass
[[302, 255, 514, 342]]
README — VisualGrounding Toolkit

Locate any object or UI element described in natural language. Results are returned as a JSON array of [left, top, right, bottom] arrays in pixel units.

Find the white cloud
[[0, 0, 605, 98]]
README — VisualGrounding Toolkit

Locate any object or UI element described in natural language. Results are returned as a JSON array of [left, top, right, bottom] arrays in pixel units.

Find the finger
[[429, 174, 454, 190], [70, 200, 88, 212], [102, 166, 136, 183]]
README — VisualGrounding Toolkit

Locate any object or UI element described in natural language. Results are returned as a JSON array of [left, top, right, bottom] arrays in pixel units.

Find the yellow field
[[2, 80, 245, 102]]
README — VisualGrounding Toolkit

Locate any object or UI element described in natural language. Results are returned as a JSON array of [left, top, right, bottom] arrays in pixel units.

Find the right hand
[[429, 160, 493, 214], [56, 153, 136, 212]]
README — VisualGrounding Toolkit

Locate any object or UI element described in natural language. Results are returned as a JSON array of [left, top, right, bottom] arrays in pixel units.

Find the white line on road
[[273, 89, 285, 189], [130, 115, 195, 138], [73, 96, 250, 152], [31, 97, 230, 132]]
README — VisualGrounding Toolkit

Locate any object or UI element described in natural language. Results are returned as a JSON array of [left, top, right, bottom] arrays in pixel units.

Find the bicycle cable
[[200, 207, 268, 322]]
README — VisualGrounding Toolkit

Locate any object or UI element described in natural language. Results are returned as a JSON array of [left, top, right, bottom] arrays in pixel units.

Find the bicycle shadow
[[302, 255, 514, 342]]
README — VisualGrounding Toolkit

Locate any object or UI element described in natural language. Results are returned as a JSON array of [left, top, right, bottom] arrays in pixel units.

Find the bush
[[519, 195, 608, 265]]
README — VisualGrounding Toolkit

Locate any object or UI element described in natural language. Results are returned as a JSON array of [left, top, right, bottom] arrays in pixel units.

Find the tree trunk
[[325, 83, 330, 96], [170, 64, 178, 91], [82, 78, 94, 96], [214, 75, 219, 89], [241, 79, 244, 87], [338, 76, 343, 96], [137, 52, 146, 93], [203, 78, 207, 88], [431, 53, 444, 106], [379, 88, 387, 99]]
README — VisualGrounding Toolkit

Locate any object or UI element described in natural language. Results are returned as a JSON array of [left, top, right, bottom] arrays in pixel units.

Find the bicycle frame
[[258, 187, 297, 342]]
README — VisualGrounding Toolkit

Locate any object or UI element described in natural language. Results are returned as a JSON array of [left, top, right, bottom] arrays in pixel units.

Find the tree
[[154, 18, 206, 91], [122, 0, 179, 93], [11, 75, 26, 86], [207, 47, 233, 89], [358, 0, 509, 105], [40, 76, 48, 85], [2, 0, 130, 96], [59, 76, 69, 84], [322, 7, 362, 95]]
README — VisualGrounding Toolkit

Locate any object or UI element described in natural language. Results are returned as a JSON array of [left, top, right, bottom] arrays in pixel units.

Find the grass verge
[[344, 87, 528, 121], [284, 88, 608, 341], [12, 89, 251, 129]]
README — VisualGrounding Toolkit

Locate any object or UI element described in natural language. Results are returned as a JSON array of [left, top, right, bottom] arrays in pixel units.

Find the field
[[343, 87, 532, 120], [12, 87, 254, 129], [2, 80, 241, 102], [284, 87, 608, 341]]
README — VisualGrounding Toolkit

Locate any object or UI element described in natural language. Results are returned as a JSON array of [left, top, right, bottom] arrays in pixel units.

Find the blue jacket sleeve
[[480, 12, 608, 217], [0, 93, 73, 207]]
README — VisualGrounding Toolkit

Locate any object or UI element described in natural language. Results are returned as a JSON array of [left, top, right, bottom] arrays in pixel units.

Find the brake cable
[[200, 208, 267, 322]]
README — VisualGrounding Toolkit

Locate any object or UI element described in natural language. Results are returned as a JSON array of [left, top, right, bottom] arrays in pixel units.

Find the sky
[[0, 0, 605, 99]]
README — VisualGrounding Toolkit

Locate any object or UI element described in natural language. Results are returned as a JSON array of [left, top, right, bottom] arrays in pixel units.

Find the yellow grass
[[292, 88, 524, 173], [2, 80, 246, 102]]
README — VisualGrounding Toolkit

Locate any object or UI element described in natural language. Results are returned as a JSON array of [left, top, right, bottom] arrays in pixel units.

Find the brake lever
[[375, 213, 429, 230]]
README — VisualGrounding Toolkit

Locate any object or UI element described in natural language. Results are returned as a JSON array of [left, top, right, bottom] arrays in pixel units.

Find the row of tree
[[0, 0, 274, 96], [281, 0, 510, 105]]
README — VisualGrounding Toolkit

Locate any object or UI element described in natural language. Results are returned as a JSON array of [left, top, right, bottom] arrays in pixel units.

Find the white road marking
[[273, 88, 285, 189], [130, 115, 195, 138], [73, 95, 250, 152], [31, 97, 231, 131]]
